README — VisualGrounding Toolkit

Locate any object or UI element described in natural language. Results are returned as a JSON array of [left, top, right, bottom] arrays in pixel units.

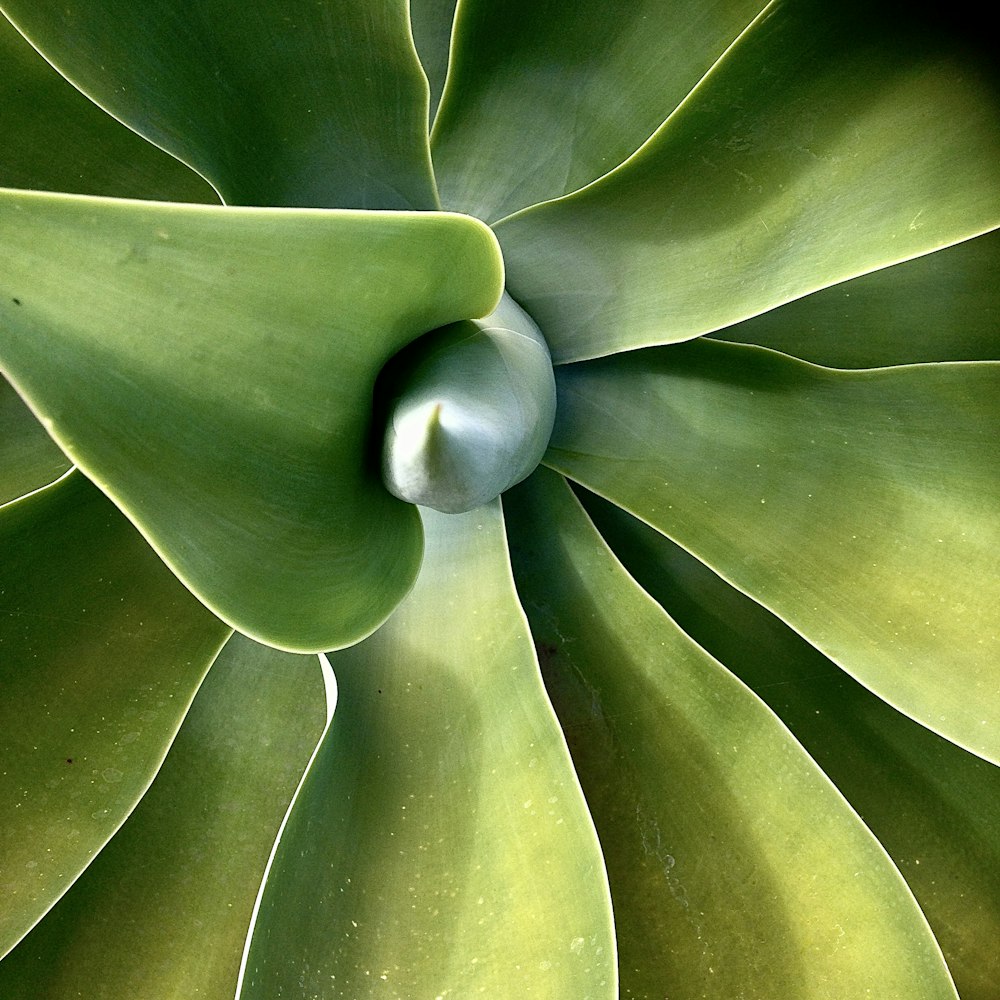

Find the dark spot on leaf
[[12, 298, 21, 305], [534, 640, 559, 666], [65, 758, 74, 764]]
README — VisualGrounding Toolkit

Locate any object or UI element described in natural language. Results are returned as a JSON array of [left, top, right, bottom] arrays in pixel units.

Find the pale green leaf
[[0, 634, 326, 999], [432, 0, 766, 221], [495, 0, 1000, 362], [240, 502, 616, 999], [546, 339, 1000, 762], [380, 293, 556, 513], [714, 228, 1000, 368], [1, 1, 438, 209], [409, 0, 457, 125], [0, 471, 230, 958], [581, 489, 1000, 1000], [0, 189, 504, 651], [0, 13, 214, 202], [506, 468, 958, 1000], [0, 374, 69, 506]]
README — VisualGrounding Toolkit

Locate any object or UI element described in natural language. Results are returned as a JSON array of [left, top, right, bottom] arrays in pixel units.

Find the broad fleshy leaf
[[0, 188, 504, 651], [1, 1, 438, 209], [581, 489, 1000, 1000], [0, 634, 326, 999], [546, 339, 1000, 762], [0, 374, 68, 506], [0, 13, 214, 203], [496, 0, 1000, 362], [409, 0, 457, 124], [505, 468, 958, 999], [239, 502, 616, 999], [0, 471, 231, 958], [432, 0, 766, 222], [715, 228, 1000, 368]]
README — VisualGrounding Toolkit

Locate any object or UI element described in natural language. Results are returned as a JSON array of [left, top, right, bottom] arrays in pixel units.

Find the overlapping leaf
[[0, 14, 214, 203], [409, 0, 458, 124], [505, 469, 957, 999], [715, 228, 1000, 367], [581, 490, 1000, 1000], [432, 0, 766, 221], [0, 472, 231, 958], [0, 634, 326, 999], [240, 502, 616, 998], [0, 375, 68, 505], [1, 0, 438, 209], [496, 0, 1000, 362], [0, 188, 503, 651], [546, 339, 1000, 762]]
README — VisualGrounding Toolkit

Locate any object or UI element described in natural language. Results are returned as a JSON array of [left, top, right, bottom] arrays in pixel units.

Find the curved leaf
[[240, 502, 616, 999], [0, 634, 325, 999], [714, 228, 1000, 368], [0, 189, 504, 651], [1, 0, 438, 209], [0, 374, 69, 506], [546, 339, 1000, 762], [432, 0, 766, 221], [381, 294, 556, 513], [0, 13, 214, 202], [495, 0, 1000, 362], [0, 471, 230, 958], [581, 489, 1000, 1000], [505, 468, 957, 999], [409, 0, 457, 125]]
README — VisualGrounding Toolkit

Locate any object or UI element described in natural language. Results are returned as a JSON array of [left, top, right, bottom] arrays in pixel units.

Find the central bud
[[379, 293, 556, 514]]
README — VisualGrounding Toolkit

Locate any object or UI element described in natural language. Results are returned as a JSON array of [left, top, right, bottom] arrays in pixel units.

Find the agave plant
[[1, 1, 998, 996]]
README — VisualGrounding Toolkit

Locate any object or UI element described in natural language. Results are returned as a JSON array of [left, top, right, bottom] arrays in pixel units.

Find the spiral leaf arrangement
[[0, 2, 998, 998]]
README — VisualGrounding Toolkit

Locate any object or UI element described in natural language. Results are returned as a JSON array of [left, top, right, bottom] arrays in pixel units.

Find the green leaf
[[0, 374, 69, 506], [409, 0, 457, 125], [381, 293, 556, 513], [0, 13, 214, 202], [0, 471, 230, 958], [581, 489, 1000, 1000], [495, 0, 1000, 362], [0, 188, 504, 651], [714, 228, 1000, 368], [1, 1, 438, 209], [505, 468, 959, 1000], [240, 502, 616, 999], [0, 633, 326, 999], [431, 0, 766, 222], [546, 339, 1000, 762]]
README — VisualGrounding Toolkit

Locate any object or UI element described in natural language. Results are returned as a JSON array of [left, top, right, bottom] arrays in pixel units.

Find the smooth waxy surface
[[433, 0, 766, 221], [582, 490, 1000, 1000], [1, 0, 438, 209], [0, 635, 326, 999], [497, 0, 1000, 361], [0, 0, 997, 994], [240, 502, 616, 998], [381, 293, 556, 512], [0, 472, 230, 957], [0, 13, 214, 202], [0, 188, 503, 650], [506, 469, 958, 999], [0, 375, 69, 505], [715, 228, 1000, 367], [409, 0, 458, 123], [547, 339, 1000, 762]]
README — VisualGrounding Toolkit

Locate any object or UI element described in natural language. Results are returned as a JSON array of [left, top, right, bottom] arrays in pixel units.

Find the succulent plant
[[1, 1, 998, 997]]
